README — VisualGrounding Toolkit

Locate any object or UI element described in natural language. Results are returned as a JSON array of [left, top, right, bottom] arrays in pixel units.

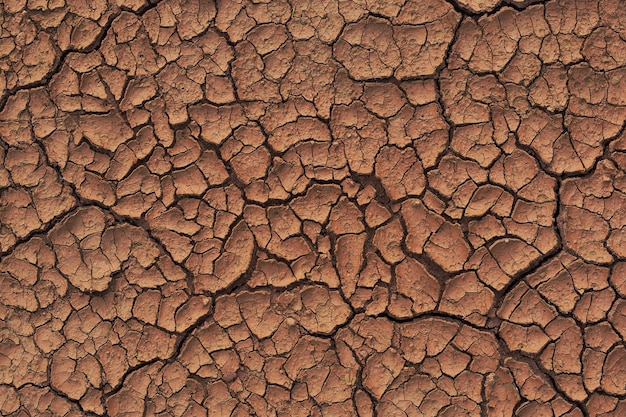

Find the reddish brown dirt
[[1, 0, 626, 416]]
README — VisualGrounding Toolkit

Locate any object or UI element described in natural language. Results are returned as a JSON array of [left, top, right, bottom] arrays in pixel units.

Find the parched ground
[[1, 0, 626, 415]]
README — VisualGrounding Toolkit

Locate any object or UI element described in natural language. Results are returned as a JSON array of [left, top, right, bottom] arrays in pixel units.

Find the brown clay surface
[[1, 0, 626, 415]]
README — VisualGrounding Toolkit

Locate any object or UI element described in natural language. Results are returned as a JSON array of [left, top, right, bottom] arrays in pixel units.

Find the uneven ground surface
[[1, 0, 626, 415]]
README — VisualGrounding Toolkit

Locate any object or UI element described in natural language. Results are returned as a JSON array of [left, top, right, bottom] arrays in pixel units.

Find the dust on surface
[[1, 0, 626, 415]]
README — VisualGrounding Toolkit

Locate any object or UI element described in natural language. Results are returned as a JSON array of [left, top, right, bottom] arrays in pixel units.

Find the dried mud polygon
[[1, 0, 626, 416]]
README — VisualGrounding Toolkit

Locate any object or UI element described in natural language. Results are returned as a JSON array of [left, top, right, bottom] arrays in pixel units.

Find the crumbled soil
[[1, 0, 626, 415]]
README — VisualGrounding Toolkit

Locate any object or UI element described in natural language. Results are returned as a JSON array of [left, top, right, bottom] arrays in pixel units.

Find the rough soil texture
[[1, 0, 626, 416]]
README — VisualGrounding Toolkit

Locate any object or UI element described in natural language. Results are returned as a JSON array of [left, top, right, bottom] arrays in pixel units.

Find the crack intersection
[[1, 0, 626, 415]]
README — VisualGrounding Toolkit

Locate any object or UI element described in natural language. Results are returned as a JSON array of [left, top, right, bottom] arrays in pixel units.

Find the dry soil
[[1, 0, 626, 416]]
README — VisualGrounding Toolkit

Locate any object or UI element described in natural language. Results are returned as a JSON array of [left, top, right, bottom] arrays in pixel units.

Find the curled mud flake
[[288, 0, 344, 43], [362, 82, 406, 118], [2, 0, 626, 414], [582, 27, 626, 71], [331, 101, 388, 174], [424, 221, 471, 273], [298, 285, 352, 334], [188, 103, 247, 145], [375, 145, 426, 201], [439, 272, 494, 326], [401, 198, 443, 255], [451, 123, 500, 168], [80, 112, 133, 152], [394, 257, 440, 315], [335, 232, 366, 297], [560, 206, 613, 264], [334, 17, 401, 81], [205, 220, 255, 293], [393, 14, 461, 79], [485, 367, 521, 417], [456, 0, 501, 13], [268, 117, 332, 153], [290, 184, 342, 224]]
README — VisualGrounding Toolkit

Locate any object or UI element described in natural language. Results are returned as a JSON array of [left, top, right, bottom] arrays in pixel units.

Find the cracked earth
[[1, 0, 626, 415]]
